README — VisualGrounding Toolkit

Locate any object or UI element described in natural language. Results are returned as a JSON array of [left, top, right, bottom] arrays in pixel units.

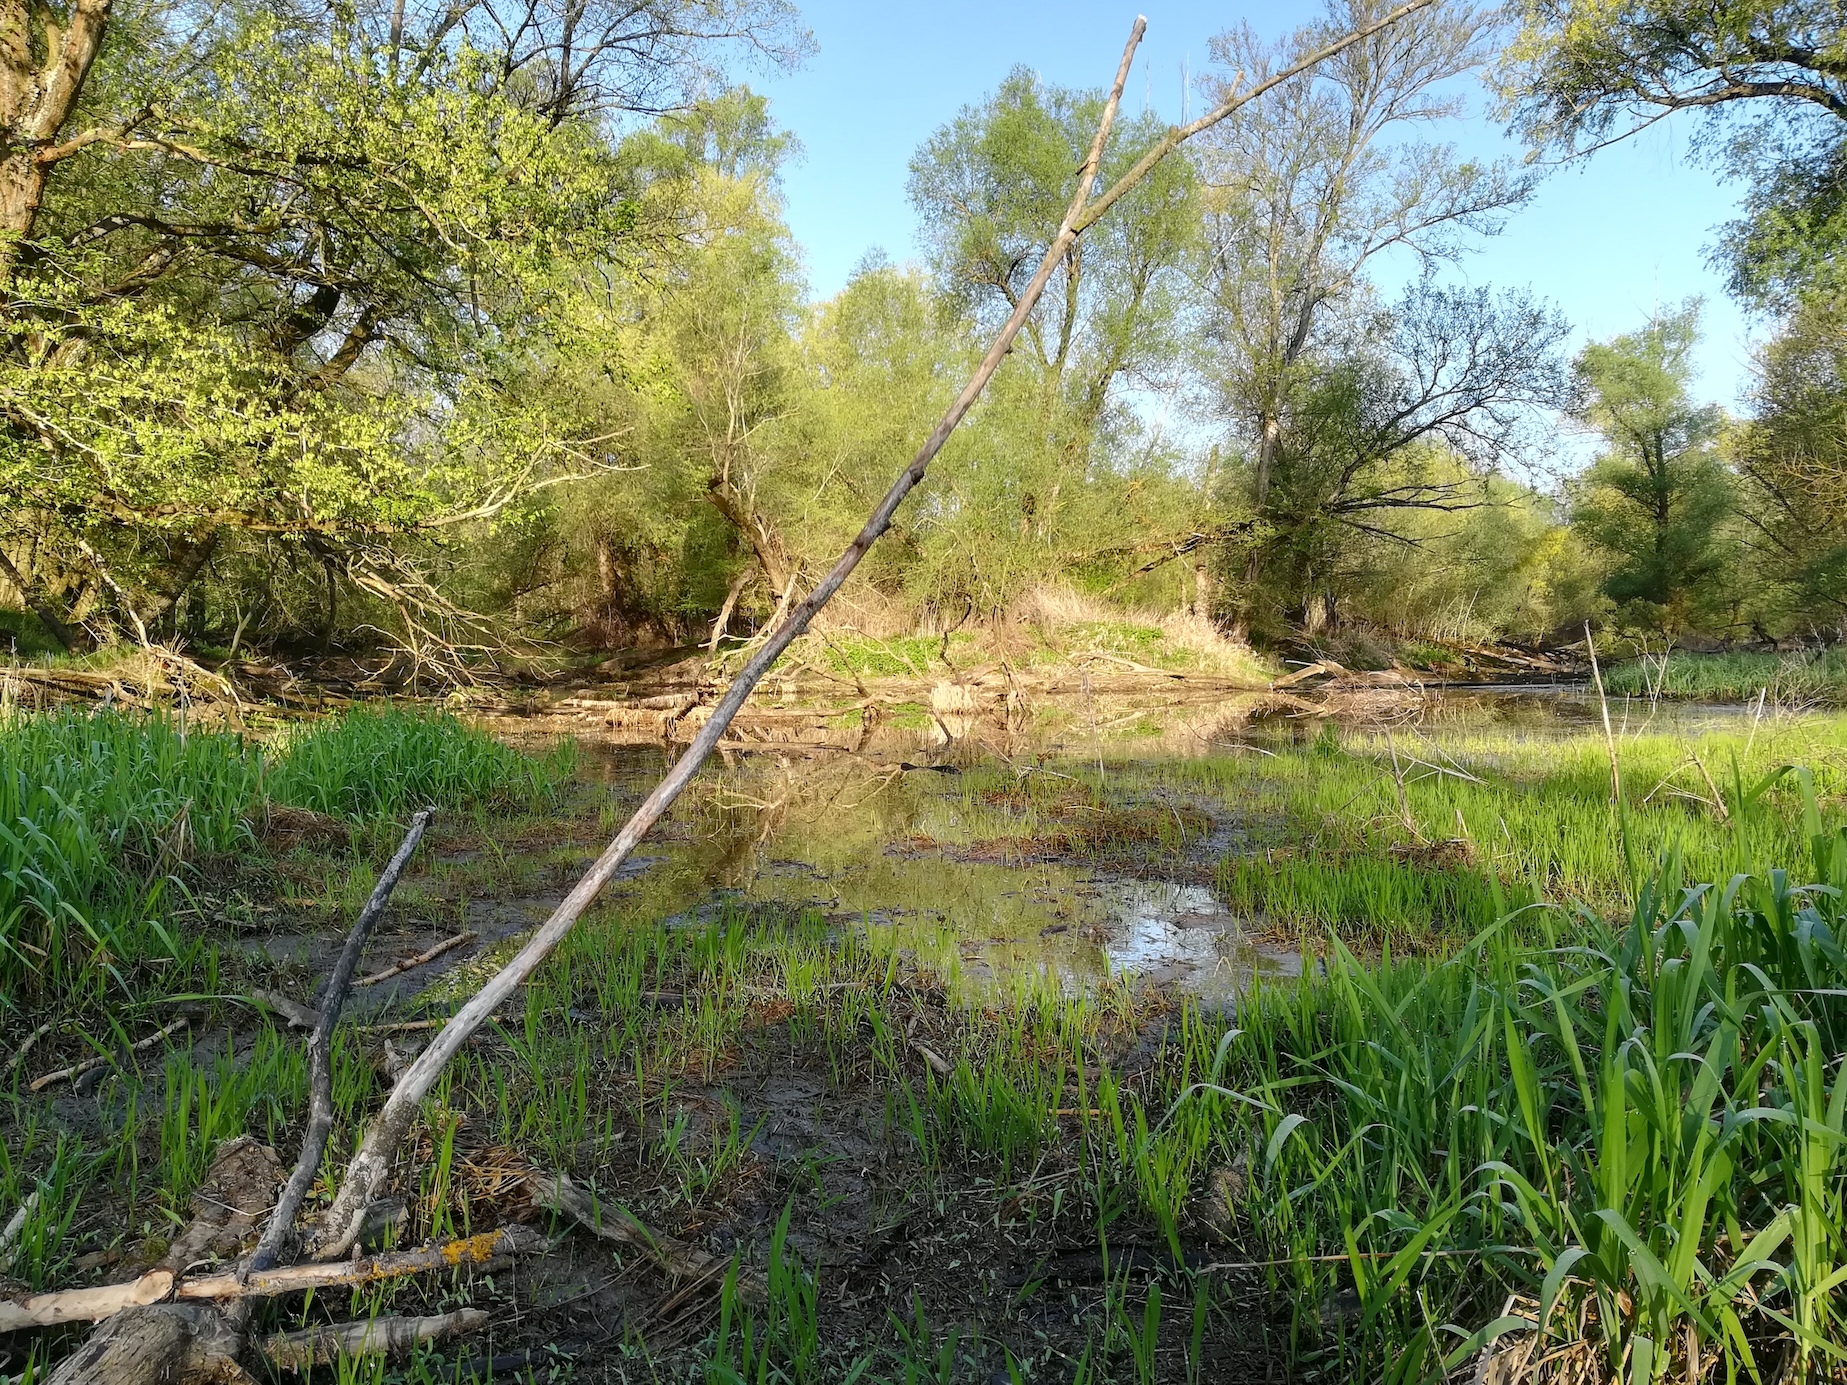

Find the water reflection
[[501, 684, 1791, 1005]]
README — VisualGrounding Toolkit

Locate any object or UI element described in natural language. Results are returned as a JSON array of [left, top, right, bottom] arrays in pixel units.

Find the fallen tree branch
[[248, 809, 433, 1276], [262, 1308, 489, 1371], [356, 927, 476, 987], [183, 1225, 545, 1303], [248, 989, 320, 1030], [307, 3, 1441, 1263], [0, 1228, 543, 1332], [28, 1017, 190, 1093]]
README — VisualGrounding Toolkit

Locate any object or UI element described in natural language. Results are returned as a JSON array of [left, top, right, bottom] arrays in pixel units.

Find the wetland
[[2, 685, 1844, 1383]]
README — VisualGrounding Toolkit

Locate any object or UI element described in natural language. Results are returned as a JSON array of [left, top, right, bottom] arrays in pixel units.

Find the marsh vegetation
[[2, 691, 1842, 1383]]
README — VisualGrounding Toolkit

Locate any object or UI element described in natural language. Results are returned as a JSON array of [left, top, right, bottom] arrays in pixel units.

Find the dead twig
[[29, 1017, 190, 1093], [0, 1190, 42, 1273], [356, 928, 476, 987], [0, 1228, 543, 1332], [3, 1021, 54, 1080]]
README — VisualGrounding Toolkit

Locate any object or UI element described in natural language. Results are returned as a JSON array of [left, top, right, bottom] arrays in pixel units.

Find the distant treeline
[[0, 0, 1839, 666]]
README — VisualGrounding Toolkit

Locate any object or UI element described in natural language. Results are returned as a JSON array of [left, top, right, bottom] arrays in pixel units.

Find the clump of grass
[[268, 706, 574, 821], [1188, 775, 1847, 1381], [159, 1028, 306, 1209], [1604, 648, 1847, 705], [1194, 712, 1847, 940], [0, 706, 571, 1004], [0, 709, 262, 1004]]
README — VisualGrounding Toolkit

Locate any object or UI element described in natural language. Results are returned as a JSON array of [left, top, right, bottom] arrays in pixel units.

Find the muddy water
[[498, 685, 1765, 1006]]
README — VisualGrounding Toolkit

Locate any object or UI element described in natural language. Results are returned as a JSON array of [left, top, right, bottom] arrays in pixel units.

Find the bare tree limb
[[247, 809, 432, 1276]]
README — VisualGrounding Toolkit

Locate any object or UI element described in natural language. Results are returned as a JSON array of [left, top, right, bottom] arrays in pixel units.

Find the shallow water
[[507, 686, 1809, 1005]]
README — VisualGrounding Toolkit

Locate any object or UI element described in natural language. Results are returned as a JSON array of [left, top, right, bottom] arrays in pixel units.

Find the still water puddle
[[508, 685, 1778, 1005], [559, 737, 1296, 1005]]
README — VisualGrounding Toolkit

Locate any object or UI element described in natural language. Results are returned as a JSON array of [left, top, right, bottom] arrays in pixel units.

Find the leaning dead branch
[[308, 0, 1440, 1261], [248, 809, 432, 1277]]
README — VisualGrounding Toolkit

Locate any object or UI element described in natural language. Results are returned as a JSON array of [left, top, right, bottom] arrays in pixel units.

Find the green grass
[[0, 707, 572, 1007], [7, 697, 1845, 1382], [412, 781, 1847, 1381], [1196, 714, 1847, 947], [1604, 648, 1847, 706], [267, 706, 574, 821]]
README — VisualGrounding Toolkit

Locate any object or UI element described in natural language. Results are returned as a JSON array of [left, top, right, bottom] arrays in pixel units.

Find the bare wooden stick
[[0, 1190, 41, 1273], [0, 1227, 541, 1332], [28, 1017, 190, 1093], [1584, 623, 1622, 806], [262, 1308, 489, 1371], [181, 1226, 542, 1303], [3, 1022, 54, 1080], [247, 809, 432, 1276], [356, 928, 476, 987], [309, 2, 1442, 1261], [0, 1270, 177, 1332]]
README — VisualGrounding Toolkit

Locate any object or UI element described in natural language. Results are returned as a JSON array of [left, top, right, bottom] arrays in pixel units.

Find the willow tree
[[0, 0, 802, 653], [1498, 0, 1847, 308], [907, 70, 1199, 564], [1194, 0, 1532, 637], [1569, 304, 1739, 633], [1730, 293, 1847, 627]]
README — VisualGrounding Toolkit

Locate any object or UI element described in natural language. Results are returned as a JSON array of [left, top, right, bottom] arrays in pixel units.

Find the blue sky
[[751, 0, 1759, 416]]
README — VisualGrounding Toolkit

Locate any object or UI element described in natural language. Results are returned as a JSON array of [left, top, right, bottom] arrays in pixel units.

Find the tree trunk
[[706, 483, 793, 601], [145, 530, 220, 636], [1192, 560, 1213, 622], [1253, 413, 1282, 509], [0, 543, 86, 651], [0, 0, 116, 289], [1228, 546, 1265, 645]]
